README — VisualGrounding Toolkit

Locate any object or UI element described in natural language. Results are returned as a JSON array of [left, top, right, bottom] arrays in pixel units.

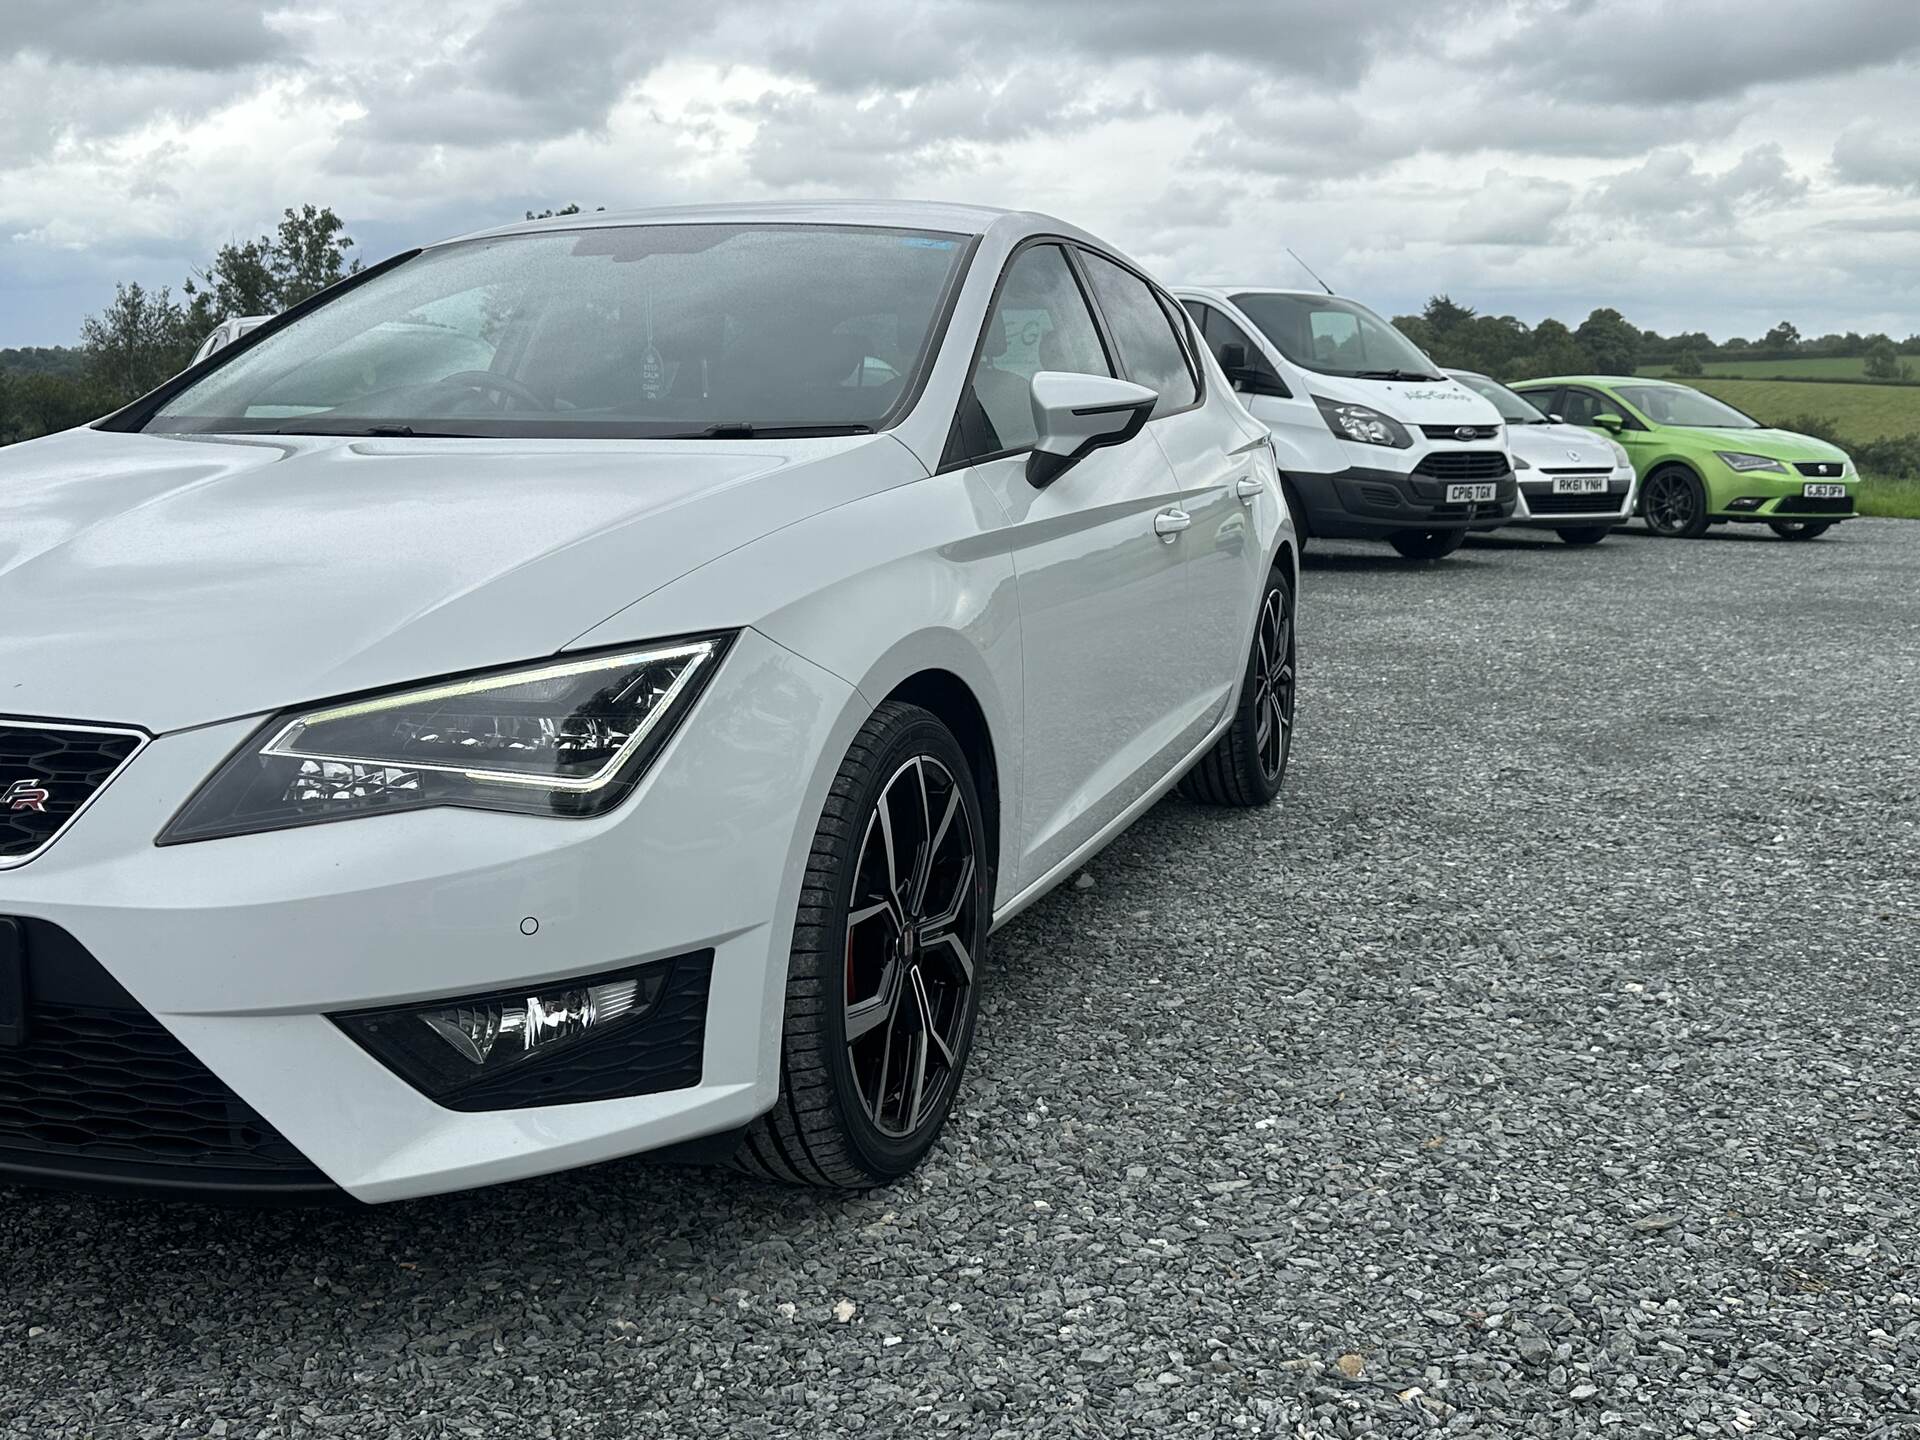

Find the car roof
[[1172, 285, 1330, 300], [1512, 375, 1666, 388], [443, 199, 1095, 248]]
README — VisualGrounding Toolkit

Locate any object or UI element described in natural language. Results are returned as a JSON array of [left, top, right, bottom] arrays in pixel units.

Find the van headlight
[[158, 636, 732, 843], [1313, 396, 1413, 449]]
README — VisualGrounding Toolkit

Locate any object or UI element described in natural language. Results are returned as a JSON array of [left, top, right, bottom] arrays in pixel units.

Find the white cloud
[[1, 0, 1917, 344]]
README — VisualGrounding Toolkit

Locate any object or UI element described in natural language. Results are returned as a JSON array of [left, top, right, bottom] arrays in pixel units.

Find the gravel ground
[[4, 519, 1918, 1439]]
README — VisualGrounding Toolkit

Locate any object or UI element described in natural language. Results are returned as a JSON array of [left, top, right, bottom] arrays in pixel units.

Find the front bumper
[[1505, 471, 1638, 528], [1293, 462, 1516, 540], [0, 629, 858, 1202], [1712, 488, 1859, 522]]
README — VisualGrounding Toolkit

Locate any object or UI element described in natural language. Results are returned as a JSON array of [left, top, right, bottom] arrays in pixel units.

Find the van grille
[[1414, 452, 1510, 481]]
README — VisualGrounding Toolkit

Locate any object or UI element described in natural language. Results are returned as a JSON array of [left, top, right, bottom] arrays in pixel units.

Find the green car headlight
[[1715, 451, 1788, 474], [159, 636, 732, 844]]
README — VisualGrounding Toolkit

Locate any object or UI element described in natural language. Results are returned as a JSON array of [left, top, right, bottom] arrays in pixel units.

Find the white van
[[1172, 287, 1513, 559]]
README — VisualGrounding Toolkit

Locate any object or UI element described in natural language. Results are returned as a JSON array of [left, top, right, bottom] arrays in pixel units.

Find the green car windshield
[[1613, 385, 1759, 429]]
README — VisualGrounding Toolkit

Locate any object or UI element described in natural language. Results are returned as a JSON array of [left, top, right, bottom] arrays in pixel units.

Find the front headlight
[[1715, 451, 1788, 474], [1607, 437, 1632, 467], [159, 635, 732, 844], [1313, 396, 1413, 449]]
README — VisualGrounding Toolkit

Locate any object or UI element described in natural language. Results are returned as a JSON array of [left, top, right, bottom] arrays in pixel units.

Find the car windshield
[[1614, 384, 1758, 429], [146, 224, 971, 438], [1450, 371, 1549, 423], [1230, 292, 1441, 380]]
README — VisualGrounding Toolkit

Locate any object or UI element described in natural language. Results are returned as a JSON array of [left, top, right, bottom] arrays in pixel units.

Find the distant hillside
[[0, 345, 87, 379]]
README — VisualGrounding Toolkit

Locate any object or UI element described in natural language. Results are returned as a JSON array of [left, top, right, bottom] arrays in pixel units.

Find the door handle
[[1234, 474, 1262, 505], [1154, 507, 1192, 541]]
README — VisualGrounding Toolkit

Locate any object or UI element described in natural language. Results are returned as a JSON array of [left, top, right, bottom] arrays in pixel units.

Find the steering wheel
[[436, 370, 553, 412]]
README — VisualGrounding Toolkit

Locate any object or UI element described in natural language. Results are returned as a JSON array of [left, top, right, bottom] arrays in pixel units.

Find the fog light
[[336, 959, 675, 1105], [1727, 496, 1764, 512]]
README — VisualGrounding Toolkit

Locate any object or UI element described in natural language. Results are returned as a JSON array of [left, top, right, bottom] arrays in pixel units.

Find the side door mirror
[[1215, 341, 1292, 399], [1591, 412, 1626, 433], [1026, 372, 1157, 489]]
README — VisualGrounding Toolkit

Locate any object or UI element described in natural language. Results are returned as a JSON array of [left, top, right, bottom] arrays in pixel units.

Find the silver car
[[1449, 369, 1638, 545]]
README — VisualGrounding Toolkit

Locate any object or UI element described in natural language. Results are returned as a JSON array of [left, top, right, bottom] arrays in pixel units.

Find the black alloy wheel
[[1643, 466, 1709, 538], [734, 702, 986, 1187], [1179, 567, 1295, 807]]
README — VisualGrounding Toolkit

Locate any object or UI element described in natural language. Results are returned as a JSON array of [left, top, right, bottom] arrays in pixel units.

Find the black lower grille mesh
[[0, 918, 324, 1188], [1528, 490, 1624, 515], [1774, 495, 1852, 515], [0, 1006, 310, 1171]]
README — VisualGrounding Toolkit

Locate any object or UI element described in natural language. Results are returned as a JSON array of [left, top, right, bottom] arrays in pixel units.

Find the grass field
[[1685, 377, 1920, 442], [1638, 356, 1905, 381]]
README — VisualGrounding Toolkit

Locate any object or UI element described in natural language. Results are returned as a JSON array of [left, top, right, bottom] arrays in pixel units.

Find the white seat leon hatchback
[[0, 202, 1297, 1202]]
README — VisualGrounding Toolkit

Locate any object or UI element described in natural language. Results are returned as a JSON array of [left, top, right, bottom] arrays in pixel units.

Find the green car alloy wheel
[[1511, 376, 1857, 540]]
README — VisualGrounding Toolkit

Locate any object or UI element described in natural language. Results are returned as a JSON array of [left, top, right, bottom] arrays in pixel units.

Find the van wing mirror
[[1025, 372, 1157, 489]]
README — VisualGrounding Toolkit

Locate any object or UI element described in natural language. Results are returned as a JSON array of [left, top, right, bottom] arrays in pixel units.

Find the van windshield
[[1231, 293, 1442, 381], [146, 224, 971, 439]]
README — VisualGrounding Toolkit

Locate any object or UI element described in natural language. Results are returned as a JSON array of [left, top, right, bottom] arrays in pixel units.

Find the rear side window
[[947, 244, 1112, 463], [1079, 251, 1199, 418]]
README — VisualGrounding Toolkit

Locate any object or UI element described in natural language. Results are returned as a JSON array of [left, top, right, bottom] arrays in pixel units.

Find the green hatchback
[[1511, 376, 1857, 540]]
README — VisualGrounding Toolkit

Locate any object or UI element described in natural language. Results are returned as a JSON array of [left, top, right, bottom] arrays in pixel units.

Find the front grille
[[1775, 494, 1853, 515], [1526, 490, 1624, 515], [0, 918, 325, 1188], [1794, 461, 1846, 478], [1419, 423, 1501, 442], [1414, 451, 1510, 481], [0, 721, 144, 864]]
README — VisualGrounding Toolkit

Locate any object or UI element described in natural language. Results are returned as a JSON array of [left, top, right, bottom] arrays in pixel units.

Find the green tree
[[184, 204, 360, 331], [1574, 307, 1639, 375], [1762, 320, 1801, 353], [1671, 349, 1704, 377], [1505, 318, 1591, 382], [79, 282, 196, 404], [1863, 334, 1912, 381]]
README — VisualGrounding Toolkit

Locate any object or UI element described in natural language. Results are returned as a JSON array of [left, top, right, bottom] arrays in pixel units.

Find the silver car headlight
[[159, 636, 732, 843], [1715, 451, 1788, 473], [1606, 437, 1632, 467]]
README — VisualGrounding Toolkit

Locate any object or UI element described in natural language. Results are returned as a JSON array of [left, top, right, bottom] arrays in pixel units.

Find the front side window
[[1555, 387, 1631, 428], [146, 225, 971, 438], [1452, 372, 1549, 424], [1080, 251, 1198, 417], [1192, 302, 1285, 390], [948, 244, 1112, 461], [1614, 384, 1758, 429], [1230, 292, 1440, 381]]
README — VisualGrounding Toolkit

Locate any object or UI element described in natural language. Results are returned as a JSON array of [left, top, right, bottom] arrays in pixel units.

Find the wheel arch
[[880, 668, 1003, 909]]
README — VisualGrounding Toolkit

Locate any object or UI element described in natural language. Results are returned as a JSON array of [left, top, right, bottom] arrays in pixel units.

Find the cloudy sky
[[4, 0, 1918, 347]]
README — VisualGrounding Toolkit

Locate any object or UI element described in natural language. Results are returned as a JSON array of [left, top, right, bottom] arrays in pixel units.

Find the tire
[[733, 701, 988, 1188], [1178, 568, 1295, 807], [1388, 528, 1466, 560], [1769, 520, 1832, 541], [1642, 465, 1709, 538], [1556, 526, 1612, 546]]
